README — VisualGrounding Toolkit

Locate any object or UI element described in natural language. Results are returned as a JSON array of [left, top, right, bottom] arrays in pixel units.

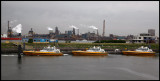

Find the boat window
[[137, 47, 149, 51], [89, 47, 100, 51]]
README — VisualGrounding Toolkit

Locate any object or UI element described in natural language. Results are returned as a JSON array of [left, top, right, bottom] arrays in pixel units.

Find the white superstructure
[[135, 46, 153, 52], [40, 45, 61, 53], [86, 46, 105, 53]]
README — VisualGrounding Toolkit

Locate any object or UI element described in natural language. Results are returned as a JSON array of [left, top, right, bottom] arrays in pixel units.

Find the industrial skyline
[[1, 1, 159, 36]]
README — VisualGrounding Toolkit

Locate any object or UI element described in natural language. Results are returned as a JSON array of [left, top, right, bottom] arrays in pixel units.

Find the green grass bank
[[1, 42, 159, 53]]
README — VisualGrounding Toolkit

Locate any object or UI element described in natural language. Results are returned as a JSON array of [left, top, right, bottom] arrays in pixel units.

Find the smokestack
[[97, 29, 99, 36], [77, 29, 79, 35], [102, 20, 105, 37], [73, 28, 75, 35], [7, 21, 12, 38], [8, 21, 9, 30]]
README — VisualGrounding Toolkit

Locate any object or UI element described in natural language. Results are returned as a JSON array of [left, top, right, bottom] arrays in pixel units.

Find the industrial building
[[28, 28, 34, 37], [148, 29, 155, 36], [2, 20, 159, 44], [22, 38, 58, 43], [131, 33, 158, 43]]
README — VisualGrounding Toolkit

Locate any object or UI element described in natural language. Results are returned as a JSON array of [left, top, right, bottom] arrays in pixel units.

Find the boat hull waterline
[[72, 51, 108, 56], [122, 51, 155, 56], [23, 51, 63, 56]]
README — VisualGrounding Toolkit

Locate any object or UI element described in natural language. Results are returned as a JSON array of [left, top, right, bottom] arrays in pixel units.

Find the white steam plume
[[12, 24, 22, 33], [47, 27, 53, 30], [89, 25, 98, 30], [69, 25, 79, 29]]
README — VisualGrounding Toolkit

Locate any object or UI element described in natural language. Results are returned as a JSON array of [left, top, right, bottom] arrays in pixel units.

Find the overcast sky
[[1, 1, 159, 36]]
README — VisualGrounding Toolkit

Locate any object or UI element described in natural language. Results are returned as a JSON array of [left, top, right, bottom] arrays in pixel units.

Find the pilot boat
[[72, 46, 108, 56], [122, 46, 155, 56], [23, 45, 63, 56]]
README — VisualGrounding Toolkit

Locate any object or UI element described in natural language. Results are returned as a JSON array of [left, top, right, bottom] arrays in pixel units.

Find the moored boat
[[122, 46, 155, 56], [23, 45, 63, 56], [72, 46, 108, 56]]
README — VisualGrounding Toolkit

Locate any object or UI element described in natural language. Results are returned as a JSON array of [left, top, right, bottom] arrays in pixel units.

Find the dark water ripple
[[1, 53, 159, 80]]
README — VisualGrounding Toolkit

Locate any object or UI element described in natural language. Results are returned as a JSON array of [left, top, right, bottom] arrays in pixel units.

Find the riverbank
[[1, 42, 159, 54], [24, 42, 159, 50]]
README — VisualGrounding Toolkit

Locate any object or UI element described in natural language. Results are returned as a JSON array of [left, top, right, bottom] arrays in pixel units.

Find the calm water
[[1, 53, 159, 80]]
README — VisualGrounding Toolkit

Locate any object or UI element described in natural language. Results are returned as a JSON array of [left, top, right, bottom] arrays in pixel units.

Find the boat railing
[[87, 46, 105, 52], [40, 46, 61, 53], [136, 46, 153, 52]]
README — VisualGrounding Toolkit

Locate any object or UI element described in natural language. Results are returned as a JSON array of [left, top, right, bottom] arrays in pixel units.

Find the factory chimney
[[73, 28, 75, 35], [102, 20, 105, 37], [97, 29, 99, 36], [55, 26, 59, 35], [77, 29, 79, 35], [7, 21, 12, 37], [8, 21, 9, 30]]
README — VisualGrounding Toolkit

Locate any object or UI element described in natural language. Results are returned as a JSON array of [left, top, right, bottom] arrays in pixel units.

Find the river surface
[[1, 53, 159, 80]]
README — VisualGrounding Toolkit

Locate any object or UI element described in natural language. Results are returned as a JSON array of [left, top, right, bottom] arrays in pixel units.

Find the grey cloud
[[1, 1, 159, 36]]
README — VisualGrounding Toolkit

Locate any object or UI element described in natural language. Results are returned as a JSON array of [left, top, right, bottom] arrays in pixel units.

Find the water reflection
[[17, 57, 22, 70], [1, 53, 159, 80], [123, 55, 158, 58], [72, 55, 107, 59], [17, 58, 22, 64], [23, 55, 62, 58]]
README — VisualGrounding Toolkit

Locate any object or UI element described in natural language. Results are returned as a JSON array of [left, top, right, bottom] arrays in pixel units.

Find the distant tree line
[[94, 40, 126, 43]]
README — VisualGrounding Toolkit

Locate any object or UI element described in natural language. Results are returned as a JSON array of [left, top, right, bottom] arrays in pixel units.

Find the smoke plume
[[69, 25, 79, 29], [47, 27, 53, 30], [89, 25, 98, 30], [12, 24, 22, 33]]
